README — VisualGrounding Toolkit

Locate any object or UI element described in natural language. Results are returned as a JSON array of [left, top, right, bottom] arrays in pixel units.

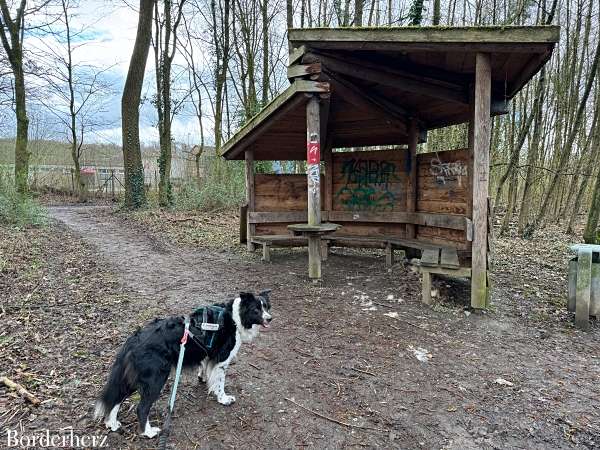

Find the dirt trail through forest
[[40, 206, 600, 450]]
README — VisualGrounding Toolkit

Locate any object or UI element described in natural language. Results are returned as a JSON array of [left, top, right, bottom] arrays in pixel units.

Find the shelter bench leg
[[421, 270, 432, 305], [321, 240, 328, 261], [261, 243, 271, 262], [385, 243, 393, 268], [247, 241, 255, 252]]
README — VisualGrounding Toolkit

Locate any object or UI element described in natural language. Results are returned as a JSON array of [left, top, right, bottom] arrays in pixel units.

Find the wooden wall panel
[[252, 149, 472, 250], [416, 149, 469, 214], [331, 149, 409, 212], [255, 174, 324, 212], [416, 149, 470, 248]]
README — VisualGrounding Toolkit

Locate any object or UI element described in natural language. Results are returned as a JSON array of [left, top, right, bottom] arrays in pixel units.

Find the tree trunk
[[122, 0, 154, 209], [261, 0, 269, 106], [433, 0, 441, 24], [0, 0, 29, 193], [13, 65, 29, 194], [354, 0, 363, 25]]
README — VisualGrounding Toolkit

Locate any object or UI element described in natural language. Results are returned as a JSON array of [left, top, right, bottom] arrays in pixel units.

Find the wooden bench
[[250, 235, 309, 262], [416, 247, 471, 305]]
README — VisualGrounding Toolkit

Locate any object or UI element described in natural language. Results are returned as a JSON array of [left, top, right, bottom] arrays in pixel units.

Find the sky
[[2, 0, 207, 146]]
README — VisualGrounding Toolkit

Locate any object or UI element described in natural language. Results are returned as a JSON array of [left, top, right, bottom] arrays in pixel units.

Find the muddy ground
[[1, 205, 599, 450]]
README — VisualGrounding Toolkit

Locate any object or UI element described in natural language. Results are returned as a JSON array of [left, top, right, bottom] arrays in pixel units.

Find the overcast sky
[[3, 0, 207, 146]]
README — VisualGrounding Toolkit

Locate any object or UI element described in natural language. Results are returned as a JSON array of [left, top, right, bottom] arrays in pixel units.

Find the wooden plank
[[221, 81, 329, 160], [440, 247, 460, 269], [248, 211, 329, 223], [245, 150, 255, 251], [288, 45, 307, 66], [406, 119, 418, 239], [575, 249, 592, 330], [240, 204, 248, 244], [421, 248, 440, 267], [421, 271, 432, 305], [419, 266, 471, 277], [323, 142, 333, 213], [287, 62, 322, 79], [316, 52, 467, 104], [471, 52, 491, 310], [288, 26, 560, 47], [327, 211, 466, 230], [327, 73, 409, 134]]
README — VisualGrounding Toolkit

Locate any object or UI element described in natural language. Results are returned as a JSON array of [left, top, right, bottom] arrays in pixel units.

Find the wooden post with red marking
[[306, 95, 321, 279]]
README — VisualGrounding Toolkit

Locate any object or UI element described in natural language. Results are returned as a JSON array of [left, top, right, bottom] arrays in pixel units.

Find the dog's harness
[[188, 305, 226, 351], [159, 306, 226, 450]]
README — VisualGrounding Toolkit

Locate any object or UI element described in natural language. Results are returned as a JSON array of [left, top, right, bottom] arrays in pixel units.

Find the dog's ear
[[239, 292, 254, 302], [259, 289, 272, 300]]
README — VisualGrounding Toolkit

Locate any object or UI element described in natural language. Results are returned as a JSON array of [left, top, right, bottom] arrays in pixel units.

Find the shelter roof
[[222, 26, 559, 160]]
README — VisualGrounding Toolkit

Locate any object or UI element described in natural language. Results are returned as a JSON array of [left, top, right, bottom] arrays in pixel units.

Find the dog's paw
[[218, 394, 236, 406], [143, 425, 161, 438], [105, 420, 121, 432]]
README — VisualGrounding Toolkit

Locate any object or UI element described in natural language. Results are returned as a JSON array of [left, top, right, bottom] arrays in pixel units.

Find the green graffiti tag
[[335, 158, 400, 211]]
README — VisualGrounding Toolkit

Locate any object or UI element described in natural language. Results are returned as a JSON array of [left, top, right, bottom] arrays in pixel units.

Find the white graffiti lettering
[[429, 156, 467, 186]]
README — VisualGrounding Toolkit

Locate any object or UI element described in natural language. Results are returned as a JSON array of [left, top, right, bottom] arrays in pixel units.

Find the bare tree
[[36, 0, 113, 202], [153, 0, 185, 207], [122, 0, 155, 209], [1, 0, 30, 192]]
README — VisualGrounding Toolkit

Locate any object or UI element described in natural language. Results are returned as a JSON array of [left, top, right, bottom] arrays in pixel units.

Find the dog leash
[[158, 316, 190, 450]]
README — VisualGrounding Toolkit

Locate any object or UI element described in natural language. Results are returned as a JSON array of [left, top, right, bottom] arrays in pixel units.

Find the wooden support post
[[262, 243, 271, 263], [471, 53, 492, 310], [245, 149, 256, 251], [421, 270, 432, 305], [385, 242, 393, 267], [321, 240, 329, 261], [575, 248, 592, 330], [307, 95, 322, 279], [406, 119, 418, 239]]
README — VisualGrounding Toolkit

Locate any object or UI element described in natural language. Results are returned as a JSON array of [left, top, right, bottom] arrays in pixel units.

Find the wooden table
[[568, 244, 600, 330], [288, 223, 341, 280]]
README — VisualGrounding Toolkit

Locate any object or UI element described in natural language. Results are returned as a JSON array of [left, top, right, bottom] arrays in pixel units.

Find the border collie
[[93, 290, 272, 438]]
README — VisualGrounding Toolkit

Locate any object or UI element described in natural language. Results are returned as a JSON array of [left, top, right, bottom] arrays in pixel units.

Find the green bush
[[174, 157, 246, 211], [0, 170, 47, 227]]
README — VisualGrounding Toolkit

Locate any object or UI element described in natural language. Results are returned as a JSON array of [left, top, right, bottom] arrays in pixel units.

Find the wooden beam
[[328, 73, 408, 134], [287, 62, 322, 80], [317, 49, 467, 93], [507, 50, 553, 97], [289, 26, 560, 48], [406, 119, 418, 239], [288, 45, 307, 66], [221, 81, 329, 160], [471, 53, 492, 310], [248, 211, 329, 223], [315, 53, 467, 104], [327, 211, 467, 230], [245, 149, 256, 251], [323, 139, 333, 213]]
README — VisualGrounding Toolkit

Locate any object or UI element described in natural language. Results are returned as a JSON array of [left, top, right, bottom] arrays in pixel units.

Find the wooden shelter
[[221, 26, 559, 309]]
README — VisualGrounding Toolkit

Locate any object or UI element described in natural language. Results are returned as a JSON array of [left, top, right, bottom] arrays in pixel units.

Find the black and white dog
[[93, 290, 272, 438]]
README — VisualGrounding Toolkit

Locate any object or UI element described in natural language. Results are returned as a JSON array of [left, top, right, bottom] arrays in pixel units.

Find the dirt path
[[22, 207, 599, 449]]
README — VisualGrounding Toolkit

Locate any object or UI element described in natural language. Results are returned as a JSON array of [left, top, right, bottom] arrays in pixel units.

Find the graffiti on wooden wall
[[429, 155, 467, 187], [335, 158, 401, 211]]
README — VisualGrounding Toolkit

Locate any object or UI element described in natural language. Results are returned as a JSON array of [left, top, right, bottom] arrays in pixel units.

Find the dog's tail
[[94, 354, 134, 420]]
